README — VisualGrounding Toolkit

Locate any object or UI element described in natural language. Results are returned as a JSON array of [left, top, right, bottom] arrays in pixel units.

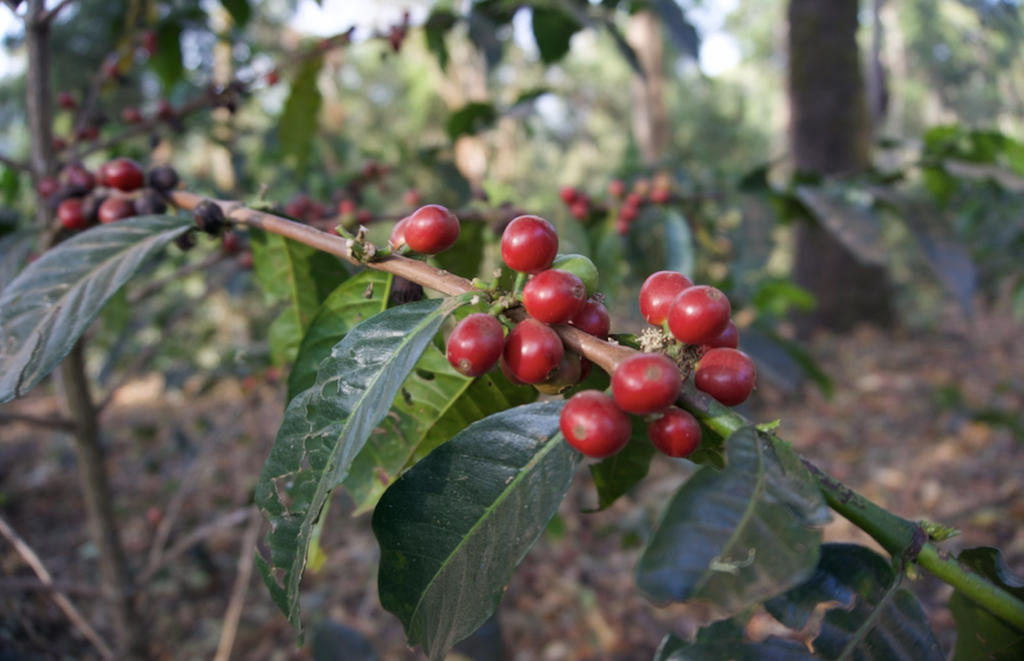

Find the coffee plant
[[1, 1, 1023, 660]]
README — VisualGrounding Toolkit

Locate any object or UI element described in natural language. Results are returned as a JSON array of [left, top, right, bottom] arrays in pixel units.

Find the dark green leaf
[[1, 166, 20, 206], [794, 186, 886, 267], [424, 9, 459, 71], [585, 416, 656, 512], [344, 344, 537, 513], [287, 270, 393, 402], [0, 216, 191, 404], [951, 547, 1024, 661], [765, 544, 944, 661], [655, 620, 817, 660], [149, 22, 184, 90], [635, 427, 828, 615], [431, 220, 487, 279], [255, 296, 470, 640], [652, 0, 700, 59], [220, 0, 250, 28], [743, 325, 834, 399], [311, 619, 377, 661], [446, 102, 498, 141], [374, 401, 579, 660], [531, 7, 581, 64], [0, 230, 35, 294], [279, 57, 324, 176], [249, 227, 348, 366]]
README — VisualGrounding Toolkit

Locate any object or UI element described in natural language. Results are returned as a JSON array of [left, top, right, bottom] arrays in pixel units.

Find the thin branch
[[0, 577, 104, 597], [38, 0, 75, 24], [0, 513, 115, 659], [138, 507, 251, 583], [212, 508, 262, 661], [0, 153, 32, 172], [0, 410, 76, 431]]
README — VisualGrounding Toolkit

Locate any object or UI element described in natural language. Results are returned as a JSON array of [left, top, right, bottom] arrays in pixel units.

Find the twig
[[38, 0, 75, 24], [138, 507, 251, 583], [0, 153, 32, 172], [213, 508, 262, 661], [0, 513, 115, 659], [0, 410, 76, 431], [142, 403, 243, 579]]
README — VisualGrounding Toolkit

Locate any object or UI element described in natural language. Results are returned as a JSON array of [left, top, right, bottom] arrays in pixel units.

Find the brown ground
[[1, 298, 1022, 660]]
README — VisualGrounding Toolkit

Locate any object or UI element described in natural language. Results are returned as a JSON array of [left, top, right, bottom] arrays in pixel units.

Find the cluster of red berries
[[559, 173, 677, 236], [47, 159, 177, 231]]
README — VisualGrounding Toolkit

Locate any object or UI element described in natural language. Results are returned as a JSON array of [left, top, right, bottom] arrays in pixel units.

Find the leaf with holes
[[249, 227, 348, 367], [950, 547, 1024, 661], [635, 427, 829, 615], [585, 416, 656, 512], [765, 544, 944, 661], [254, 296, 470, 641], [287, 270, 393, 402], [0, 215, 191, 405], [344, 344, 537, 513], [373, 401, 579, 660]]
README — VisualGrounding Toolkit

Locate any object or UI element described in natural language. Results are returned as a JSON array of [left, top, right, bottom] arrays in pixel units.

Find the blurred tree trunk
[[788, 0, 894, 334], [627, 11, 670, 166]]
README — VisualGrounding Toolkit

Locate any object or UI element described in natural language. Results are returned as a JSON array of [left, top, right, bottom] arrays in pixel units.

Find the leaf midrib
[[407, 430, 565, 641]]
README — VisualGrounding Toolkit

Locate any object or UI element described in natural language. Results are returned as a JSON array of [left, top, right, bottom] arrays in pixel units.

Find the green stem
[[676, 382, 1024, 633]]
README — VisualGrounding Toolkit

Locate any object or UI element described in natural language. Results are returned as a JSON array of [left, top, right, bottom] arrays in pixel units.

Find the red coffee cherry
[[37, 177, 60, 198], [148, 164, 179, 192], [523, 269, 587, 324], [337, 198, 356, 217], [222, 231, 242, 255], [618, 204, 638, 224], [58, 198, 89, 231], [608, 179, 625, 198], [501, 215, 558, 274], [625, 192, 645, 208], [52, 137, 67, 151], [404, 204, 460, 255], [535, 351, 582, 395], [57, 91, 77, 110], [560, 391, 632, 459], [639, 271, 694, 326], [499, 356, 526, 386], [667, 285, 731, 345], [502, 318, 564, 384], [156, 99, 175, 120], [403, 188, 421, 208], [390, 216, 410, 248], [559, 186, 578, 205], [121, 106, 143, 124], [265, 69, 280, 86], [568, 298, 611, 339], [105, 158, 145, 192], [650, 187, 671, 204], [647, 407, 702, 458], [446, 313, 505, 378], [611, 353, 681, 415], [704, 320, 739, 350], [97, 196, 136, 224], [62, 164, 95, 194], [569, 198, 589, 220], [142, 29, 158, 56], [694, 348, 757, 406]]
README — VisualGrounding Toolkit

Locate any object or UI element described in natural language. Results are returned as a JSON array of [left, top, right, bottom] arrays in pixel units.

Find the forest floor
[[1, 298, 1022, 661]]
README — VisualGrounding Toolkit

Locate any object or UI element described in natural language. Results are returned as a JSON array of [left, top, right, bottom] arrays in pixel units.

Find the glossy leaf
[[635, 427, 828, 615], [0, 230, 35, 294], [279, 57, 324, 176], [585, 416, 656, 512], [654, 620, 817, 661], [255, 296, 469, 640], [446, 102, 498, 141], [287, 270, 393, 402], [249, 227, 348, 367], [951, 547, 1024, 661], [765, 544, 944, 661], [373, 401, 579, 660], [531, 7, 581, 64], [795, 185, 886, 267], [344, 344, 538, 513], [0, 215, 191, 405]]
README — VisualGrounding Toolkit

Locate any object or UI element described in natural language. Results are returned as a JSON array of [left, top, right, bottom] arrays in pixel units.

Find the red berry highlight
[[560, 391, 632, 459], [502, 318, 564, 384], [446, 313, 505, 378], [522, 269, 587, 324], [390, 216, 410, 248], [501, 215, 558, 274], [639, 271, 694, 326], [58, 198, 89, 231], [104, 158, 145, 192], [705, 320, 739, 350], [404, 204, 460, 255], [667, 285, 731, 345], [648, 408, 702, 458], [97, 197, 136, 224], [694, 348, 757, 406], [611, 353, 681, 415], [568, 298, 611, 339]]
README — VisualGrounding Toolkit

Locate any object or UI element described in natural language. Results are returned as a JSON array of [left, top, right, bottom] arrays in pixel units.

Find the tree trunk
[[627, 11, 670, 166], [788, 0, 894, 334]]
